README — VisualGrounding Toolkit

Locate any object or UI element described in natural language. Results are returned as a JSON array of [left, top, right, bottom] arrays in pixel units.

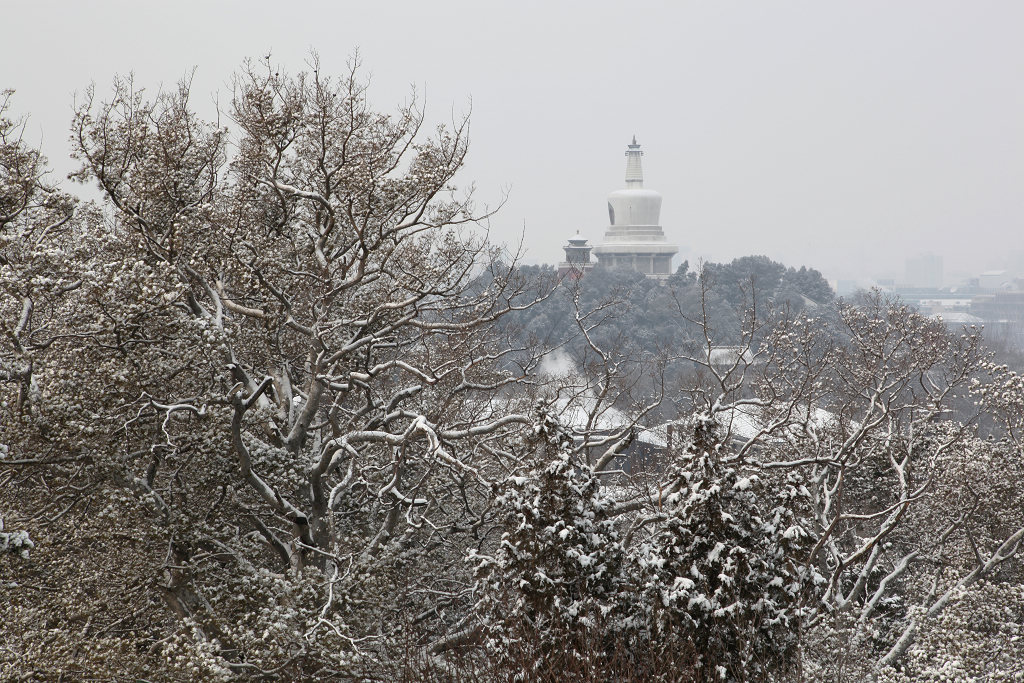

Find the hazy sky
[[3, 1, 1022, 284]]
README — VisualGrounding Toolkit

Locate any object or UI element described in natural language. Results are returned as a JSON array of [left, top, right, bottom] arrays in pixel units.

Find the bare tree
[[3, 58, 549, 678]]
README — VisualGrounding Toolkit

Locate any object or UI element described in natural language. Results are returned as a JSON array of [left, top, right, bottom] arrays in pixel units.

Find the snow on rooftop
[[932, 311, 983, 324], [715, 404, 845, 442], [707, 346, 755, 367]]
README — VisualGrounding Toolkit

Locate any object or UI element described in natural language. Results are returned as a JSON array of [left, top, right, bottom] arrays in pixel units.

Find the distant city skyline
[[3, 1, 1022, 284]]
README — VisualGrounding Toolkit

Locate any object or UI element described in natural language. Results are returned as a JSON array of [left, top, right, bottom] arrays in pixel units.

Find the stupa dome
[[607, 187, 662, 227], [591, 137, 678, 278]]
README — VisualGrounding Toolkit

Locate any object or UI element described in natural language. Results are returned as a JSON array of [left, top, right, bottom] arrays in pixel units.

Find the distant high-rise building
[[905, 253, 943, 289], [592, 138, 678, 279]]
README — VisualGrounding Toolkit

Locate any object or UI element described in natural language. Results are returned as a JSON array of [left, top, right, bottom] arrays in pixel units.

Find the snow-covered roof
[[636, 423, 668, 448], [553, 396, 670, 447], [933, 311, 983, 324], [556, 399, 629, 433], [715, 404, 844, 442], [707, 346, 754, 367]]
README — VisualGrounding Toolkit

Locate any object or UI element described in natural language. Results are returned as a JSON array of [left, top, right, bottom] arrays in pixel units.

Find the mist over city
[[3, 3, 1024, 681]]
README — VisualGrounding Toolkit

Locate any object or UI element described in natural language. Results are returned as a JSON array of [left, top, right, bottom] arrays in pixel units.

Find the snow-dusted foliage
[[636, 414, 819, 682], [877, 580, 1024, 681], [0, 516, 33, 559], [975, 360, 1024, 452], [470, 402, 633, 676], [466, 406, 822, 682]]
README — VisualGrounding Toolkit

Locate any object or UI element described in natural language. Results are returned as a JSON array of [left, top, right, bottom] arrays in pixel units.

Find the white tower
[[592, 137, 678, 278]]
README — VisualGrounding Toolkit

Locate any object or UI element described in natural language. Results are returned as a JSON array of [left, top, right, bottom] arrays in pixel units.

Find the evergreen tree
[[637, 413, 820, 682], [470, 402, 632, 677]]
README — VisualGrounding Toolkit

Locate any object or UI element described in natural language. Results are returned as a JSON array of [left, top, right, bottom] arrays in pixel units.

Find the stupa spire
[[625, 136, 644, 187]]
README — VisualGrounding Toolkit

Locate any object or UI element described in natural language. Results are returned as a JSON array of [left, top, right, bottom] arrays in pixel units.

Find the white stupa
[[591, 137, 678, 278]]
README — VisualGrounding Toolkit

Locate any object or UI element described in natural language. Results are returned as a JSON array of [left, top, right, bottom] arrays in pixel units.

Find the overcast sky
[[4, 1, 1022, 285]]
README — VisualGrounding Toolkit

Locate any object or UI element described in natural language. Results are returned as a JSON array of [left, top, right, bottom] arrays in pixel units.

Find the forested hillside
[[3, 62, 1024, 682], [510, 256, 833, 357]]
